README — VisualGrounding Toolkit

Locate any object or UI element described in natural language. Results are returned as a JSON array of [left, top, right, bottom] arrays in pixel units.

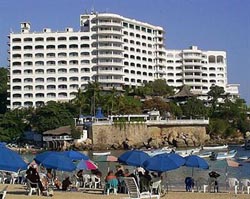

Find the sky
[[0, 0, 250, 104]]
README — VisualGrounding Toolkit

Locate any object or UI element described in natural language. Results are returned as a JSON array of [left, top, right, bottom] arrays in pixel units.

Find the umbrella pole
[[225, 165, 228, 191], [164, 172, 168, 193]]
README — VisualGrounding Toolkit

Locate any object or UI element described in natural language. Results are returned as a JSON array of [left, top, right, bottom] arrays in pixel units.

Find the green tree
[[84, 81, 102, 115], [142, 97, 170, 115], [71, 88, 88, 116], [207, 85, 225, 114], [0, 109, 28, 142], [0, 68, 8, 114], [70, 125, 82, 139], [207, 118, 229, 138], [102, 87, 118, 115], [28, 101, 74, 133], [181, 97, 208, 118], [169, 102, 183, 118]]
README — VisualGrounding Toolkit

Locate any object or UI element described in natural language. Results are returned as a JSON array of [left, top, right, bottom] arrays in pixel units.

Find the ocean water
[[23, 145, 250, 190]]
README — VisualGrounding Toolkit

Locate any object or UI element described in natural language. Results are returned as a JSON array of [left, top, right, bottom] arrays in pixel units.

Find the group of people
[[25, 163, 74, 195], [104, 165, 162, 194], [184, 171, 220, 193]]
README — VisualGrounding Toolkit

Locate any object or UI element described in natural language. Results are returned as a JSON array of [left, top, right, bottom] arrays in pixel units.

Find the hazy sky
[[1, 0, 250, 104]]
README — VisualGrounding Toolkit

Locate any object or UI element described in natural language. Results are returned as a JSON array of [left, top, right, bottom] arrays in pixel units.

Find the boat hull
[[93, 151, 111, 156], [203, 145, 228, 150]]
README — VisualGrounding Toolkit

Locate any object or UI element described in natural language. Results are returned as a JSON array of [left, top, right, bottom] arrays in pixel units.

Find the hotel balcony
[[98, 69, 123, 75]]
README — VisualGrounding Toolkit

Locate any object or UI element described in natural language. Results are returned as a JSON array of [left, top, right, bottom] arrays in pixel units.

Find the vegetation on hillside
[[0, 67, 249, 143]]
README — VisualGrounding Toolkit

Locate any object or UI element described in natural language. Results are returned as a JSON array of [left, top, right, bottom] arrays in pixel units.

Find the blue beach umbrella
[[62, 150, 89, 161], [34, 151, 58, 164], [143, 153, 185, 172], [184, 155, 209, 169], [35, 152, 76, 172], [184, 155, 209, 176], [0, 144, 27, 172], [118, 150, 150, 167]]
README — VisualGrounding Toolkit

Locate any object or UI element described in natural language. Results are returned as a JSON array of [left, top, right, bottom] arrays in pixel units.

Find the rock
[[111, 143, 119, 149]]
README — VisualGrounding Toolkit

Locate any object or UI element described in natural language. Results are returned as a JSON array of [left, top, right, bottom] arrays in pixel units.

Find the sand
[[2, 184, 250, 199]]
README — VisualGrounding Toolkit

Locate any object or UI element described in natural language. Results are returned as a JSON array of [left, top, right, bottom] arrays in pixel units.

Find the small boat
[[209, 150, 237, 160], [144, 147, 174, 156], [93, 151, 111, 156], [202, 144, 228, 150], [237, 156, 249, 161], [175, 147, 201, 157], [198, 151, 212, 158]]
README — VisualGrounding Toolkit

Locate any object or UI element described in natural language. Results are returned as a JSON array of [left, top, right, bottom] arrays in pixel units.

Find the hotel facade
[[8, 12, 239, 109]]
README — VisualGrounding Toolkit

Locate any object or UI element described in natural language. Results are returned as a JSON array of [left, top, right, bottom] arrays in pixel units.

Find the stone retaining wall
[[91, 122, 209, 149]]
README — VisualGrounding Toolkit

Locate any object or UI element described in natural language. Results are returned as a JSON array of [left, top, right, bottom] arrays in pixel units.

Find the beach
[[2, 184, 250, 199]]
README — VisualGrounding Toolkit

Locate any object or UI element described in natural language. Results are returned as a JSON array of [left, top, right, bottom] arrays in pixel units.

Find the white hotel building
[[8, 12, 239, 109]]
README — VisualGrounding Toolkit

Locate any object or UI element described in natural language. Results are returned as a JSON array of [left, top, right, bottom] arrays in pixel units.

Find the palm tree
[[71, 88, 88, 116], [105, 87, 118, 115], [85, 81, 102, 116]]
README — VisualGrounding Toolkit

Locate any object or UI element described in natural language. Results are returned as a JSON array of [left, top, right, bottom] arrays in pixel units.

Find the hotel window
[[47, 53, 55, 57], [80, 36, 89, 40], [12, 38, 21, 42], [129, 24, 134, 29], [58, 52, 67, 57], [35, 37, 44, 42], [13, 46, 21, 50], [46, 45, 55, 49], [69, 36, 78, 41], [81, 44, 89, 48], [35, 45, 43, 50], [58, 37, 67, 41], [123, 22, 128, 27], [24, 46, 32, 50], [35, 53, 44, 58], [47, 37, 55, 41], [24, 54, 32, 58], [24, 38, 32, 42], [47, 77, 56, 82], [58, 45, 67, 49], [70, 44, 78, 49]]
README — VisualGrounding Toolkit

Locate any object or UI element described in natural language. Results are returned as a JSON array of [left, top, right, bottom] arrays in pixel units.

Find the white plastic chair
[[123, 177, 160, 199], [0, 172, 8, 184], [83, 174, 91, 188], [73, 174, 81, 188], [150, 180, 161, 195], [195, 177, 209, 193], [10, 172, 19, 184], [26, 179, 40, 196], [240, 179, 250, 194], [0, 185, 8, 199], [105, 178, 118, 195], [91, 175, 101, 189], [228, 177, 239, 194]]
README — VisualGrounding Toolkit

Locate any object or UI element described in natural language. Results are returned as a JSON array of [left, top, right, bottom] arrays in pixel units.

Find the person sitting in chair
[[62, 176, 72, 191], [26, 164, 44, 193]]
